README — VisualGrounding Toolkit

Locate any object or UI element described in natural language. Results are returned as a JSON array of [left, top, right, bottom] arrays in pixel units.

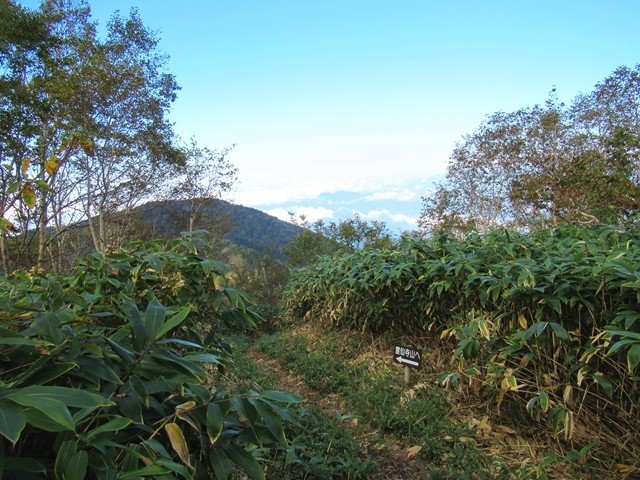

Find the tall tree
[[284, 213, 394, 267], [0, 0, 54, 271], [73, 7, 182, 253], [419, 65, 640, 235], [0, 0, 183, 270], [163, 138, 238, 235]]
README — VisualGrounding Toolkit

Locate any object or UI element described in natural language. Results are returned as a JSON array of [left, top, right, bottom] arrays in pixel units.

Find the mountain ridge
[[136, 198, 303, 258]]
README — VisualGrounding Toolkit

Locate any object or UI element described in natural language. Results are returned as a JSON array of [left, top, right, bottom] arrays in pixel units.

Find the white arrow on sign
[[395, 356, 419, 367]]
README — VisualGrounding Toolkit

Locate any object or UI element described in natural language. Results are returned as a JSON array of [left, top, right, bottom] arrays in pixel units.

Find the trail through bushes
[[283, 224, 640, 474]]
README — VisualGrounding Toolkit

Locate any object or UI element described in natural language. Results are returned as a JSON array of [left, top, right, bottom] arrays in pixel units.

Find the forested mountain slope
[[136, 198, 302, 257]]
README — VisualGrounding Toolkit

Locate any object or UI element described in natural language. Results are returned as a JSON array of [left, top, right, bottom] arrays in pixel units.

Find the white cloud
[[266, 206, 335, 223], [355, 209, 418, 227], [363, 190, 418, 202], [232, 178, 374, 207]]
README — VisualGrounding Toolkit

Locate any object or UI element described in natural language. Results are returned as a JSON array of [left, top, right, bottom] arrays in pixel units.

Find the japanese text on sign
[[393, 345, 422, 368]]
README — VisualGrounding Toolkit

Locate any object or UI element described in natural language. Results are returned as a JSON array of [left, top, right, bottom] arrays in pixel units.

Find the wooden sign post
[[393, 345, 422, 388]]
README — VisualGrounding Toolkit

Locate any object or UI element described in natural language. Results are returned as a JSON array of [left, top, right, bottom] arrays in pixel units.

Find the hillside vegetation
[[0, 232, 307, 478], [3, 1, 640, 478], [282, 224, 640, 476]]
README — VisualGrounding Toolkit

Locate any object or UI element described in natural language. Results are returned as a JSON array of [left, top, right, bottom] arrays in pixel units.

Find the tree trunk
[[98, 200, 106, 253], [0, 233, 9, 273], [37, 125, 49, 270], [37, 200, 47, 270]]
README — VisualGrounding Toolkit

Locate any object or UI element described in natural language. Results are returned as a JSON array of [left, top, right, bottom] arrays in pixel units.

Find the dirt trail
[[245, 346, 431, 480]]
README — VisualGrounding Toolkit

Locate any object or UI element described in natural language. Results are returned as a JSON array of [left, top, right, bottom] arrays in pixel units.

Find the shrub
[[0, 232, 301, 478], [282, 224, 640, 467]]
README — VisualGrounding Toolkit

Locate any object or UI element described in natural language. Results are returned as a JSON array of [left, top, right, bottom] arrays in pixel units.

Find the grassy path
[[235, 324, 619, 479], [244, 342, 432, 479]]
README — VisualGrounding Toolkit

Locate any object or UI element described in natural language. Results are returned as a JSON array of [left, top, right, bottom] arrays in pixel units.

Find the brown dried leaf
[[165, 422, 191, 466], [406, 445, 422, 459], [494, 425, 517, 435], [613, 463, 640, 474]]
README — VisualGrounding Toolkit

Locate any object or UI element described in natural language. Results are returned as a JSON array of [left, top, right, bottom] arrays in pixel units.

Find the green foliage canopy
[[420, 65, 640, 234], [0, 232, 302, 478]]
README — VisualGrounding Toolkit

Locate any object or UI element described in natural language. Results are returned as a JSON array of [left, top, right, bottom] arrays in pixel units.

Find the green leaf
[[252, 400, 286, 445], [3, 456, 46, 474], [65, 451, 88, 480], [143, 253, 164, 273], [261, 390, 304, 404], [20, 362, 77, 386], [33, 179, 53, 192], [539, 391, 549, 412], [0, 338, 54, 347], [105, 337, 134, 364], [85, 416, 132, 440], [142, 438, 172, 459], [128, 375, 149, 407], [548, 322, 569, 342], [22, 408, 69, 432], [232, 398, 258, 425], [223, 288, 244, 309], [149, 350, 205, 380], [209, 448, 233, 480], [144, 300, 166, 344], [13, 342, 67, 386], [627, 343, 640, 372], [156, 305, 192, 339], [157, 338, 202, 349], [123, 297, 145, 351], [115, 395, 144, 424], [224, 444, 265, 480], [117, 465, 172, 478], [22, 185, 36, 208], [206, 403, 223, 445], [0, 400, 26, 445], [183, 353, 221, 364], [609, 338, 636, 354], [593, 372, 613, 398], [55, 440, 77, 479], [0, 217, 16, 232], [607, 329, 640, 341], [10, 396, 74, 431], [31, 310, 66, 343], [6, 181, 19, 194], [155, 458, 193, 478], [201, 258, 229, 276], [8, 386, 113, 408]]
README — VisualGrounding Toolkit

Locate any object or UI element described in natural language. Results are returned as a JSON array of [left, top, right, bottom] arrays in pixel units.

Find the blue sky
[[18, 1, 640, 232]]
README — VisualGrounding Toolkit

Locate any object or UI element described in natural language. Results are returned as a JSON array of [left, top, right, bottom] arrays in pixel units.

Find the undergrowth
[[281, 225, 640, 476], [223, 334, 378, 479], [255, 327, 516, 479]]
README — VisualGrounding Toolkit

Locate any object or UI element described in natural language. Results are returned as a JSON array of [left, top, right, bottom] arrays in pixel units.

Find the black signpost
[[393, 345, 422, 387]]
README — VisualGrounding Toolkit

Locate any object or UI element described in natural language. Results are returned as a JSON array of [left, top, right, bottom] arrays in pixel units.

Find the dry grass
[[267, 322, 639, 479]]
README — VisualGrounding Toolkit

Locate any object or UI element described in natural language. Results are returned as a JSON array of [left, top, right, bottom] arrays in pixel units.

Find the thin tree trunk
[[98, 200, 106, 253], [0, 233, 9, 273], [37, 175, 48, 270], [37, 125, 49, 270]]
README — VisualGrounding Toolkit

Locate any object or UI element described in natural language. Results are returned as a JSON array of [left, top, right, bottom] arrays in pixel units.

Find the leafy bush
[[0, 232, 301, 479], [280, 407, 377, 480], [282, 224, 640, 467]]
